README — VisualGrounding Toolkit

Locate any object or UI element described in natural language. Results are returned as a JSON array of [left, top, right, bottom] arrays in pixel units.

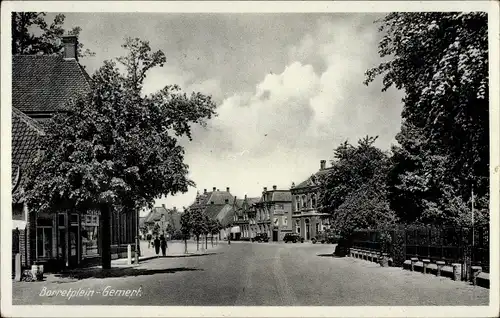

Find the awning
[[12, 220, 27, 230], [230, 226, 241, 233]]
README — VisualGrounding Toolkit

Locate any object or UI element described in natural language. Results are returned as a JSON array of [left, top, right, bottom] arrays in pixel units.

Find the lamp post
[[135, 208, 139, 264]]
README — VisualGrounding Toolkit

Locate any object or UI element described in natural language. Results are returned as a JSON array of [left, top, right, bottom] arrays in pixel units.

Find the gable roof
[[204, 204, 228, 219], [294, 168, 334, 190], [11, 107, 45, 195], [12, 55, 91, 114], [217, 205, 236, 227], [144, 206, 170, 223]]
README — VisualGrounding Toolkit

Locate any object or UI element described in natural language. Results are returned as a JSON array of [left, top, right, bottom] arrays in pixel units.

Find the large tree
[[12, 12, 94, 57], [24, 37, 217, 268], [318, 136, 397, 234], [365, 12, 489, 226]]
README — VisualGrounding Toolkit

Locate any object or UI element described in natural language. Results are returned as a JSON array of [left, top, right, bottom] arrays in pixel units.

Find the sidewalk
[[112, 239, 223, 265]]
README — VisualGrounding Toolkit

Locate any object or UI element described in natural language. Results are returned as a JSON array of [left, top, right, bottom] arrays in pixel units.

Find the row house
[[254, 186, 293, 241], [291, 160, 332, 241], [233, 195, 260, 240], [232, 186, 292, 242], [11, 35, 137, 272]]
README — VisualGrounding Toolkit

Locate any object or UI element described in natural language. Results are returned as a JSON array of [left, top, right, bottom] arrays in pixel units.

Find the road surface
[[13, 241, 488, 306]]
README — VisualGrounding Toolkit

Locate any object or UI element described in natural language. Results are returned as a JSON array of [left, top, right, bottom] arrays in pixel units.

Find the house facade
[[233, 195, 260, 240], [11, 35, 137, 272], [291, 160, 332, 241], [142, 205, 182, 239], [255, 186, 293, 241]]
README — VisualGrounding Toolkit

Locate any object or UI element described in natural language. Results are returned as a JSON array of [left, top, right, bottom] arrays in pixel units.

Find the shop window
[[37, 227, 53, 258]]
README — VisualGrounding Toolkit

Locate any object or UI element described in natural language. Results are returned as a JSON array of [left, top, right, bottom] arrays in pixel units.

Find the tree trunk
[[205, 235, 208, 249], [211, 235, 214, 247], [100, 203, 112, 269], [196, 236, 199, 251], [184, 238, 188, 254]]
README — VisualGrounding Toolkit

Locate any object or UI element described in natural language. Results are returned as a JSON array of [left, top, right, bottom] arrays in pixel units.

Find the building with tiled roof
[[187, 187, 238, 240], [291, 160, 333, 241], [142, 205, 182, 238], [10, 35, 138, 273], [12, 36, 91, 122], [11, 107, 45, 200]]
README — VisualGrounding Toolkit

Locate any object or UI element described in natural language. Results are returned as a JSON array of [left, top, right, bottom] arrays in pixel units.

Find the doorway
[[272, 230, 278, 242], [305, 219, 310, 240]]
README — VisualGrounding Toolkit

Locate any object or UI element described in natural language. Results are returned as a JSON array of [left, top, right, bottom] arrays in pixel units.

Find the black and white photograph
[[1, 1, 498, 317]]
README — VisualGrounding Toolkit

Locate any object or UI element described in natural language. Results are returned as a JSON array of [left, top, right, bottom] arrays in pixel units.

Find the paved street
[[13, 242, 488, 306]]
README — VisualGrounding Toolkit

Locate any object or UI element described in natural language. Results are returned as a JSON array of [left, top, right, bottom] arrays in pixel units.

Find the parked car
[[312, 230, 341, 244], [283, 233, 304, 243], [253, 233, 269, 243]]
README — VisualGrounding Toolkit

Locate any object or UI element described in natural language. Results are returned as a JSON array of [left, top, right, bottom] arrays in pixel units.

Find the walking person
[[160, 235, 167, 257], [154, 235, 160, 257]]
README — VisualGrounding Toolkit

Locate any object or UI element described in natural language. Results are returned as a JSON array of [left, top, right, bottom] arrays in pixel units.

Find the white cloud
[[157, 15, 404, 211]]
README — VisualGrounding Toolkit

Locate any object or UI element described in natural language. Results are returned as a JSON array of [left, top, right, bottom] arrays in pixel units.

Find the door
[[272, 230, 278, 242], [69, 226, 78, 267]]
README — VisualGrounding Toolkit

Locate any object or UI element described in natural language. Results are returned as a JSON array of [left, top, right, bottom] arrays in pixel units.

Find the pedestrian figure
[[154, 236, 160, 256], [160, 235, 167, 257]]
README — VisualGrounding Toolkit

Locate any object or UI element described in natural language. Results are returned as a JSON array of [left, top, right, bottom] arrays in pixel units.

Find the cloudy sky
[[58, 13, 404, 215]]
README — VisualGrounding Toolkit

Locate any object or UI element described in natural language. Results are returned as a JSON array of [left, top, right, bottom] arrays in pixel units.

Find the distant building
[[291, 160, 332, 241], [142, 205, 181, 238], [254, 186, 292, 241], [188, 187, 236, 239], [233, 195, 260, 240]]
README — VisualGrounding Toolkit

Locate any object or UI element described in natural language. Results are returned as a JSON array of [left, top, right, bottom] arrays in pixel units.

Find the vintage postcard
[[1, 1, 498, 317]]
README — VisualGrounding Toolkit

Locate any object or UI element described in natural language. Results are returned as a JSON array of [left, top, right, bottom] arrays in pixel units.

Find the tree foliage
[[365, 12, 489, 226], [317, 136, 397, 234], [23, 37, 217, 267], [12, 12, 94, 57]]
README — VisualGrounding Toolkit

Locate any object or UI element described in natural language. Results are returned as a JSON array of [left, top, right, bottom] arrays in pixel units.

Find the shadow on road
[[53, 267, 202, 280], [317, 253, 345, 258], [163, 252, 222, 258]]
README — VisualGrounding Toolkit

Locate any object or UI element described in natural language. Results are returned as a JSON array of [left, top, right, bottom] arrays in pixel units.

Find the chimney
[[273, 185, 277, 190], [217, 189, 220, 191], [291, 182, 295, 189], [173, 206, 177, 212], [263, 187, 267, 192], [320, 160, 326, 170], [226, 187, 230, 192], [62, 35, 78, 60], [204, 189, 207, 194], [244, 194, 247, 199], [213, 187, 216, 191], [162, 204, 166, 209]]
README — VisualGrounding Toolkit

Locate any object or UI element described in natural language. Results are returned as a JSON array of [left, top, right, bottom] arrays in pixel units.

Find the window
[[295, 196, 300, 211], [37, 227, 53, 258], [283, 216, 288, 226], [315, 223, 320, 233], [295, 220, 300, 234], [311, 194, 317, 208], [302, 195, 307, 208]]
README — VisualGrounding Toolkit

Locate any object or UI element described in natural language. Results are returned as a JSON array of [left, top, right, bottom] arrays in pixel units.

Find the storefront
[[81, 210, 100, 259]]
